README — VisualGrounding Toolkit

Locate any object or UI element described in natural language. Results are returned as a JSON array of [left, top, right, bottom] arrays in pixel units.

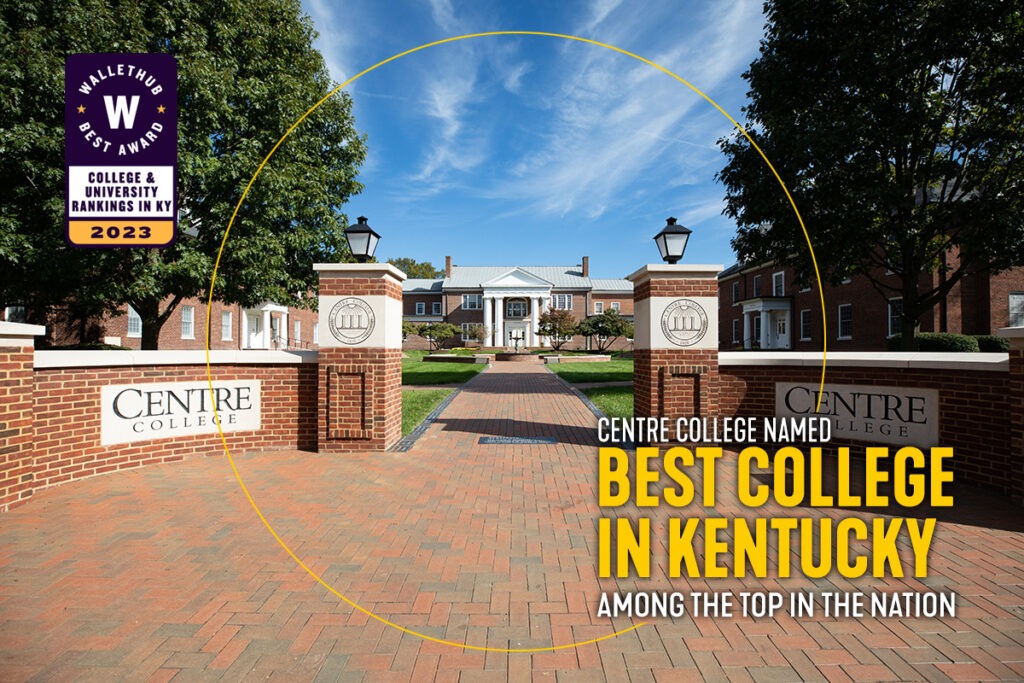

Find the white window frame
[[731, 319, 740, 344], [127, 305, 142, 338], [181, 305, 195, 340], [552, 294, 572, 310], [732, 281, 740, 304], [772, 271, 785, 297], [432, 301, 442, 315], [294, 320, 301, 344], [837, 304, 853, 340], [594, 301, 604, 314], [221, 310, 232, 341], [753, 315, 762, 344], [462, 294, 482, 310], [799, 309, 812, 341], [461, 322, 474, 342], [507, 300, 527, 317], [4, 305, 27, 323], [887, 298, 903, 338], [1007, 292, 1024, 327], [610, 301, 620, 312], [415, 302, 425, 315], [752, 275, 762, 298], [313, 323, 319, 344]]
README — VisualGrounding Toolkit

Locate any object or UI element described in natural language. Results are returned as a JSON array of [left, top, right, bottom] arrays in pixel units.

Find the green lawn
[[546, 359, 634, 383], [401, 389, 454, 436], [401, 357, 488, 385], [581, 386, 634, 419]]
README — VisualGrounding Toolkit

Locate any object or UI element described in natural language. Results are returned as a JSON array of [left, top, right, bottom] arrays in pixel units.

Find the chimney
[[445, 255, 452, 278], [582, 256, 589, 277]]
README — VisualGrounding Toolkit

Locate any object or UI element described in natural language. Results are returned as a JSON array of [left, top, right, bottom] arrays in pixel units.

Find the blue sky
[[300, 0, 766, 278]]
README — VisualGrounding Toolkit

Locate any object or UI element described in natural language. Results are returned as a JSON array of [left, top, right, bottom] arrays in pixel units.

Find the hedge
[[972, 335, 1011, 352], [887, 333, 980, 352]]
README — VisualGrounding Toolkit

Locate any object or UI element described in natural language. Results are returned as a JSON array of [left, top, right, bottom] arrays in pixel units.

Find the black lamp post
[[653, 217, 691, 264], [345, 216, 380, 263]]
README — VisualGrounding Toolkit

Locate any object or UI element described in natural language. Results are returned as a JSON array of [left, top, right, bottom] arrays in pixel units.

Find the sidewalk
[[0, 363, 1022, 681]]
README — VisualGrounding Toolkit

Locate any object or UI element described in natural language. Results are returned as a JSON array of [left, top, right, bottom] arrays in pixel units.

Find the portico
[[480, 268, 553, 347], [739, 298, 791, 350]]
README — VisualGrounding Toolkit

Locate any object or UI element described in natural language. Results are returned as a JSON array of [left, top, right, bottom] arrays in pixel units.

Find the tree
[[536, 308, 577, 351], [576, 310, 633, 352], [717, 0, 1024, 350], [402, 320, 419, 342], [462, 323, 487, 345], [416, 322, 459, 352], [0, 0, 366, 348], [387, 258, 443, 279]]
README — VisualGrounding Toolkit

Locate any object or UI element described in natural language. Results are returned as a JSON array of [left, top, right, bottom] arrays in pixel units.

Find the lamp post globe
[[653, 217, 691, 264], [345, 216, 380, 263]]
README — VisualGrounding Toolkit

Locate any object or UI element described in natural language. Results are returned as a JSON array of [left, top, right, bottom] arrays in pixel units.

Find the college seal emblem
[[328, 297, 375, 344], [660, 298, 708, 347]]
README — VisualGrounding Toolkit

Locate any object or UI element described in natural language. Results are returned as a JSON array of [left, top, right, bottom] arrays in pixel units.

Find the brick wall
[[0, 345, 36, 511], [318, 348, 402, 452], [718, 356, 1017, 499], [635, 349, 719, 425], [25, 356, 317, 506]]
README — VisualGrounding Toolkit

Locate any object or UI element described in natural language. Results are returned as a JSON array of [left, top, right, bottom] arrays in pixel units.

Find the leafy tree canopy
[[576, 309, 633, 352], [718, 0, 1023, 349], [536, 308, 577, 351], [0, 0, 366, 348], [416, 322, 459, 351], [387, 257, 443, 279]]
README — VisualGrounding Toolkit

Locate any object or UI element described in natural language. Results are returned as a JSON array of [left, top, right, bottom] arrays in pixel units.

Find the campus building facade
[[402, 256, 635, 350]]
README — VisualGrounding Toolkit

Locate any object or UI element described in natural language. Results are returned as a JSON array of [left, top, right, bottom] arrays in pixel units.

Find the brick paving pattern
[[1, 362, 1023, 681]]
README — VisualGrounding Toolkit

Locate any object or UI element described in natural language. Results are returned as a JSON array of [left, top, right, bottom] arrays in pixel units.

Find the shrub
[[973, 335, 1010, 352], [888, 333, 979, 352]]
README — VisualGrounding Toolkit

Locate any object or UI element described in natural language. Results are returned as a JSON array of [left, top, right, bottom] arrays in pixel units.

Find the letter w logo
[[103, 95, 140, 129]]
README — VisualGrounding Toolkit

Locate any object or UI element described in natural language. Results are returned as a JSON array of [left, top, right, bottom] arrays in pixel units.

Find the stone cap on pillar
[[313, 263, 408, 282], [998, 326, 1024, 349], [626, 264, 723, 284], [0, 321, 46, 349]]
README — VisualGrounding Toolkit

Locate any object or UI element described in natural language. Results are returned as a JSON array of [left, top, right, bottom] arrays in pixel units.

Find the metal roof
[[445, 265, 620, 290], [589, 278, 633, 292], [402, 278, 444, 293]]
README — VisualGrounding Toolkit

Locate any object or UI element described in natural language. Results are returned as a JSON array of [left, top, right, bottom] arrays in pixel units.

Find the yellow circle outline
[[203, 30, 828, 654]]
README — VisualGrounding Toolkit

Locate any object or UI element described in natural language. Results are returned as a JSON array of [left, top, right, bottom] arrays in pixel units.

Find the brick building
[[3, 299, 320, 351], [402, 256, 635, 350], [718, 261, 1024, 351]]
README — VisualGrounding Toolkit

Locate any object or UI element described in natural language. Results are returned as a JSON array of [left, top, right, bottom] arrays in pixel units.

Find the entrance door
[[773, 312, 790, 349], [247, 313, 263, 349], [506, 322, 527, 348]]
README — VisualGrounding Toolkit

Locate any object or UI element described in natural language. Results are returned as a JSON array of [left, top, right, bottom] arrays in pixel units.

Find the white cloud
[[428, 0, 459, 33]]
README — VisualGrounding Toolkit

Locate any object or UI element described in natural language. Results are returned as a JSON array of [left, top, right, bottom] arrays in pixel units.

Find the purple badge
[[65, 53, 178, 247]]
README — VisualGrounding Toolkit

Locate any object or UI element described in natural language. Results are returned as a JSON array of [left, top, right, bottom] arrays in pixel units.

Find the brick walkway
[[1, 362, 1023, 681]]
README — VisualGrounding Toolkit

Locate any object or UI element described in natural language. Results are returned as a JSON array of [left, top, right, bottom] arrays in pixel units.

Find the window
[[753, 315, 762, 344], [838, 304, 853, 340], [732, 281, 740, 304], [127, 305, 142, 338], [594, 301, 604, 314], [552, 294, 572, 310], [841, 277, 852, 285], [772, 272, 785, 297], [610, 302, 620, 312], [221, 310, 232, 341], [294, 320, 301, 344], [887, 298, 903, 338], [181, 305, 195, 339], [313, 323, 319, 344], [461, 322, 474, 342], [507, 300, 527, 317], [4, 306, 27, 323], [432, 301, 442, 315], [415, 302, 425, 315], [731, 319, 740, 344], [1009, 293, 1024, 327], [800, 309, 812, 341], [752, 275, 762, 297], [462, 294, 482, 310]]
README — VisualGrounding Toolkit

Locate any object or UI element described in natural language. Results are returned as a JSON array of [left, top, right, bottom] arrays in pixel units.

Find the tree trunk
[[899, 274, 920, 351], [136, 298, 167, 350]]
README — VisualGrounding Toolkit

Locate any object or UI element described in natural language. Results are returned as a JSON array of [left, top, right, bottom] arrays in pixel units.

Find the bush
[[887, 333, 979, 352], [973, 335, 1010, 352]]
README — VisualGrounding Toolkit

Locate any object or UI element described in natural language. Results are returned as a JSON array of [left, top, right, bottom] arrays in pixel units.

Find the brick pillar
[[0, 322, 45, 511], [315, 264, 406, 452], [1000, 327, 1024, 504], [628, 265, 722, 427]]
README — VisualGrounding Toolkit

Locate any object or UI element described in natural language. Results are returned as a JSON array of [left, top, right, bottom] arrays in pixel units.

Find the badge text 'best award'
[[65, 53, 177, 247]]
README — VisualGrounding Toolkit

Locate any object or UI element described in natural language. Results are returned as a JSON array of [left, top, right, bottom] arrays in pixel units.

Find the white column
[[262, 310, 272, 349], [483, 295, 493, 346], [743, 312, 751, 350], [493, 296, 505, 347], [281, 311, 289, 349], [759, 310, 769, 349], [240, 310, 247, 349], [529, 297, 540, 347]]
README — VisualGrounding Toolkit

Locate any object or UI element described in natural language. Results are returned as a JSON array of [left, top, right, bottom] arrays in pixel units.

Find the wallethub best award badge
[[65, 53, 178, 248]]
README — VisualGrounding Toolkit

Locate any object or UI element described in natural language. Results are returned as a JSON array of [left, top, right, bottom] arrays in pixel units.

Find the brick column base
[[1005, 330, 1024, 504], [318, 347, 402, 452], [634, 349, 719, 422], [0, 323, 45, 511]]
